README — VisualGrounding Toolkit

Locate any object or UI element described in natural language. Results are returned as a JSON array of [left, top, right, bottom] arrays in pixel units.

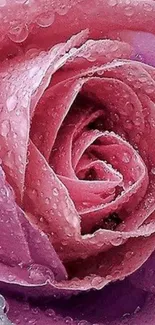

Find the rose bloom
[[1, 0, 155, 324]]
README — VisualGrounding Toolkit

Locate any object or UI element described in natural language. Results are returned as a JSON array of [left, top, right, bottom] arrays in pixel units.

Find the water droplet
[[134, 306, 141, 314], [37, 179, 41, 186], [122, 152, 130, 163], [110, 236, 123, 246], [122, 102, 134, 116], [113, 113, 120, 122], [124, 6, 134, 16], [28, 319, 37, 325], [42, 164, 47, 171], [88, 71, 94, 77], [64, 316, 73, 324], [28, 188, 38, 200], [125, 119, 133, 130], [122, 312, 131, 319], [91, 276, 102, 286], [53, 188, 59, 196], [145, 83, 154, 94], [139, 74, 148, 83], [8, 275, 16, 282], [78, 320, 89, 325], [18, 262, 24, 268], [36, 11, 55, 27], [45, 309, 55, 317], [134, 117, 141, 126], [125, 251, 134, 259], [97, 69, 104, 76], [53, 203, 57, 209], [108, 0, 117, 6], [45, 197, 50, 205], [105, 274, 113, 281], [32, 308, 40, 315], [0, 120, 10, 137], [56, 4, 69, 15], [143, 3, 152, 11], [8, 23, 29, 43], [0, 0, 6, 7], [151, 167, 155, 175], [6, 94, 18, 112]]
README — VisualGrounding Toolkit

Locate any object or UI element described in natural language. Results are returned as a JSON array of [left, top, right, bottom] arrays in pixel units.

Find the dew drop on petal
[[91, 276, 102, 287], [134, 306, 141, 314], [105, 274, 113, 281], [53, 188, 59, 196], [125, 251, 134, 259], [64, 316, 74, 324], [134, 117, 141, 126], [122, 152, 130, 163], [0, 120, 10, 137], [45, 197, 50, 205], [108, 0, 117, 6], [32, 308, 40, 315], [110, 236, 123, 246], [56, 4, 69, 15], [45, 309, 55, 317], [97, 69, 104, 76], [28, 319, 37, 324], [143, 3, 153, 12], [8, 275, 16, 282], [124, 6, 134, 17], [36, 12, 55, 28], [125, 119, 133, 130], [151, 167, 155, 175], [53, 203, 57, 209], [6, 94, 17, 112], [145, 84, 155, 94], [8, 24, 29, 43]]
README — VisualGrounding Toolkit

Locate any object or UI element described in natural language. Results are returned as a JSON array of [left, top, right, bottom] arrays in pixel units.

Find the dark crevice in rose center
[[88, 212, 122, 234], [82, 167, 98, 181], [88, 116, 105, 132]]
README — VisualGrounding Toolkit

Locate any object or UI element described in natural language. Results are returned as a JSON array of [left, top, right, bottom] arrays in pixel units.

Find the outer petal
[[0, 29, 87, 202], [2, 277, 155, 325], [0, 165, 68, 295], [129, 251, 155, 294], [0, 0, 155, 50]]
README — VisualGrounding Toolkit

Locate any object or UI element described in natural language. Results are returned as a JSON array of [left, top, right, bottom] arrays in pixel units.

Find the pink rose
[[1, 1, 155, 324]]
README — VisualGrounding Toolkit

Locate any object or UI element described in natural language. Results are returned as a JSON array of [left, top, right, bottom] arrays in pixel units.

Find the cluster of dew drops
[[0, 0, 75, 43], [0, 0, 153, 323], [0, 0, 152, 44]]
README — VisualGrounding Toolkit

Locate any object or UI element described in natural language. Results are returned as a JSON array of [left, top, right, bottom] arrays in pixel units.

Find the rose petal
[[62, 234, 155, 291], [0, 166, 32, 266], [24, 140, 81, 249], [0, 279, 148, 325], [0, 0, 155, 51], [31, 78, 84, 161], [129, 250, 155, 294], [52, 39, 132, 86], [107, 30, 155, 66], [0, 164, 67, 290], [0, 29, 88, 202]]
